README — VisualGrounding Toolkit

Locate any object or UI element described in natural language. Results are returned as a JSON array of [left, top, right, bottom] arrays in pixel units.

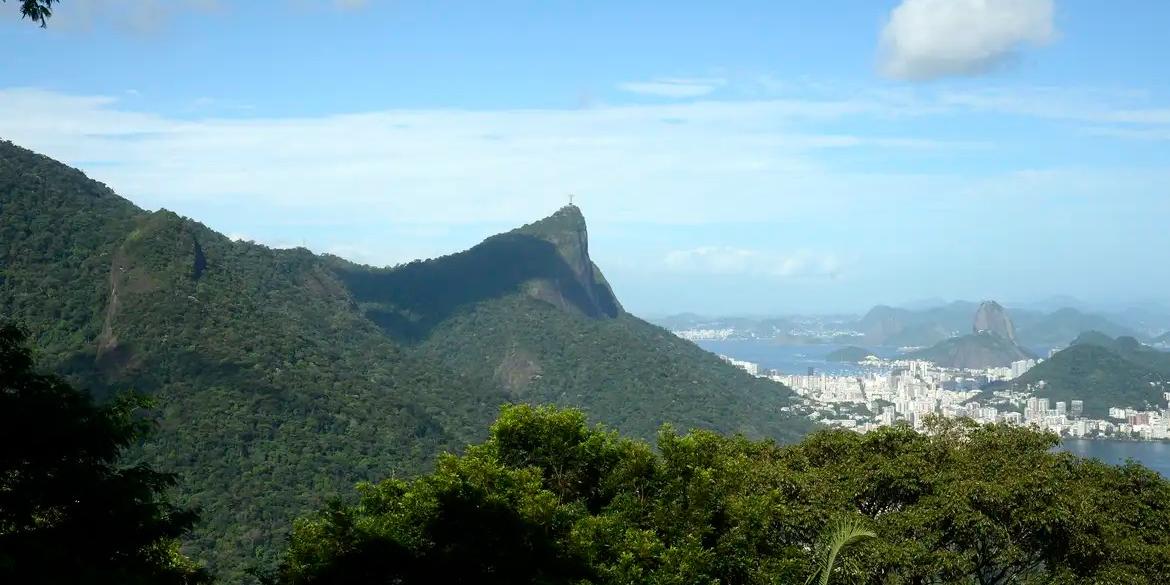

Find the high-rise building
[[1038, 398, 1050, 413], [1071, 400, 1084, 418], [1055, 401, 1067, 415]]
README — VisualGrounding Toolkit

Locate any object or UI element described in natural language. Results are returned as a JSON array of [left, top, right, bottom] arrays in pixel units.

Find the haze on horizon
[[2, 0, 1167, 315]]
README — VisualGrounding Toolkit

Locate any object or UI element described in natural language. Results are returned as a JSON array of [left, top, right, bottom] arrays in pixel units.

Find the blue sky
[[2, 0, 1169, 315]]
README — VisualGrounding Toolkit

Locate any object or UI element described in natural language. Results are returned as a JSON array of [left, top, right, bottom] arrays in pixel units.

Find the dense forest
[[8, 323, 1170, 584], [0, 140, 814, 579], [1010, 332, 1170, 417], [275, 404, 1170, 584]]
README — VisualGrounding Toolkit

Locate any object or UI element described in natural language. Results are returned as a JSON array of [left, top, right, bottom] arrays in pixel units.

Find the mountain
[[855, 301, 976, 346], [0, 140, 815, 580], [908, 332, 1034, 369], [972, 300, 1017, 343], [907, 301, 1034, 369], [1015, 307, 1136, 348], [825, 346, 873, 363], [1008, 332, 1170, 417]]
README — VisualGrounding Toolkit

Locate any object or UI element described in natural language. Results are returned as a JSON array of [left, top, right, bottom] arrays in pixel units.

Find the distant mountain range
[[1006, 332, 1170, 418], [656, 300, 1164, 350], [0, 140, 814, 580], [906, 301, 1036, 369]]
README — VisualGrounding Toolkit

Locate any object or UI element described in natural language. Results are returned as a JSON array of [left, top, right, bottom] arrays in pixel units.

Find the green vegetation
[[908, 331, 1034, 369], [0, 324, 206, 584], [0, 140, 813, 580], [6, 0, 54, 26], [825, 345, 873, 363], [275, 405, 1170, 585], [1010, 332, 1170, 417]]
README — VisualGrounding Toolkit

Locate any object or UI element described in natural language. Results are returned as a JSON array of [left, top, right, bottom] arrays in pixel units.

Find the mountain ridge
[[907, 301, 1035, 368], [0, 139, 814, 580]]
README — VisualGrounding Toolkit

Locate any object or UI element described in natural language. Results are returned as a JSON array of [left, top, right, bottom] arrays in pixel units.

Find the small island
[[825, 345, 875, 363]]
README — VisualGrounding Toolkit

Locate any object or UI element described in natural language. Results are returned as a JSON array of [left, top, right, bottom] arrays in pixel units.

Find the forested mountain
[[1008, 332, 1170, 417], [825, 345, 874, 363], [907, 301, 1035, 369], [0, 140, 814, 580], [1015, 307, 1136, 347]]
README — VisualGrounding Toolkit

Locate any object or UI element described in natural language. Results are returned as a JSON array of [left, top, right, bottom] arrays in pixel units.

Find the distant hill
[[825, 345, 873, 363], [907, 301, 1035, 369], [855, 300, 1139, 351], [908, 331, 1035, 369], [0, 140, 815, 580], [1015, 307, 1136, 347], [856, 301, 975, 346], [650, 314, 796, 339], [1008, 332, 1170, 417]]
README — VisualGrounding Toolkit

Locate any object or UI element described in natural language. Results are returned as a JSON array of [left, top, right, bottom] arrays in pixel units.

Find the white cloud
[[0, 86, 980, 227], [617, 78, 726, 98], [0, 83, 1165, 245], [879, 0, 1056, 80], [664, 247, 842, 279]]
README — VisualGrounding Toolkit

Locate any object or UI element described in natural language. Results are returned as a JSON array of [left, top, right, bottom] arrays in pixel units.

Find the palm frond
[[805, 517, 877, 585]]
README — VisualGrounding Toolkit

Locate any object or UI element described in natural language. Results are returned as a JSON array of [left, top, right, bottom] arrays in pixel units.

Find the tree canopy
[[7, 0, 55, 27], [0, 323, 206, 584], [276, 405, 1170, 585]]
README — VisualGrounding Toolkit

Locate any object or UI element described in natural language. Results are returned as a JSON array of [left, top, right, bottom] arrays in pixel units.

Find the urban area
[[719, 353, 1170, 441]]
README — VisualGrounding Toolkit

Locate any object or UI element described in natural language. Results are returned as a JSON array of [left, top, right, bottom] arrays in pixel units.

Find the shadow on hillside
[[332, 234, 619, 343]]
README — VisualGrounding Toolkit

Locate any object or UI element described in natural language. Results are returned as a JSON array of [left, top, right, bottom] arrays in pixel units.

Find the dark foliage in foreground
[[0, 324, 206, 584], [277, 405, 1170, 585]]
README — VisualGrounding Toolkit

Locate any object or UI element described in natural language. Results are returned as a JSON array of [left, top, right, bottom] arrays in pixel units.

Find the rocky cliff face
[[908, 300, 1035, 368], [510, 204, 622, 319], [973, 300, 1017, 342]]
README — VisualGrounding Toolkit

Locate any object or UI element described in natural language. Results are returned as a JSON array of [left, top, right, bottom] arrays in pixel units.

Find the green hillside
[[0, 140, 814, 580], [826, 345, 873, 363], [908, 332, 1034, 369], [1009, 333, 1170, 417]]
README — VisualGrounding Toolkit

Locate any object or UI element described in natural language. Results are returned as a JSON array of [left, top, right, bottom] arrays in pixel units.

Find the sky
[[2, 0, 1169, 316]]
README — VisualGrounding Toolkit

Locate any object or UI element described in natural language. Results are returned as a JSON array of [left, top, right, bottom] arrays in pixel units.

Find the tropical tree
[[805, 518, 876, 585], [0, 323, 206, 584], [6, 0, 56, 26]]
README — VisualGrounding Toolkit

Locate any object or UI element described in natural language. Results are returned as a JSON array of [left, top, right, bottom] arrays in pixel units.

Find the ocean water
[[694, 340, 901, 376], [1058, 439, 1170, 476]]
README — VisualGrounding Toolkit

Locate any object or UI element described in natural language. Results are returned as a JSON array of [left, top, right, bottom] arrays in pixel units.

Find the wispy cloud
[[617, 78, 726, 98], [0, 84, 1165, 239], [664, 247, 842, 278], [879, 0, 1056, 80]]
